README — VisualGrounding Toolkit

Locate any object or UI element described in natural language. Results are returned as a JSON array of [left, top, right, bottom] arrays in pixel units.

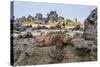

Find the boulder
[[71, 38, 96, 50], [83, 8, 97, 45], [22, 32, 33, 38], [70, 39, 96, 61], [71, 8, 97, 60], [14, 46, 59, 65], [72, 25, 80, 31]]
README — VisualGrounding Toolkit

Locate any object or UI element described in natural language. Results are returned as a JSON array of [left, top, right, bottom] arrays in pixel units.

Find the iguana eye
[[67, 34, 70, 36]]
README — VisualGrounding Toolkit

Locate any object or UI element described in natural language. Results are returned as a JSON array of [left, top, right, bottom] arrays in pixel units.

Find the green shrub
[[65, 21, 80, 26], [48, 21, 59, 26]]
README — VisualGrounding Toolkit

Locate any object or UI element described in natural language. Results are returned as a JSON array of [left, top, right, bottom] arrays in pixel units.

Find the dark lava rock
[[22, 32, 33, 38], [83, 8, 97, 45], [71, 8, 97, 60], [72, 25, 80, 31], [14, 46, 57, 65]]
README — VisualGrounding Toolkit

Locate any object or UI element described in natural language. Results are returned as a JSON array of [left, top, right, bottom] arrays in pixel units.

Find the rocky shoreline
[[12, 8, 97, 66]]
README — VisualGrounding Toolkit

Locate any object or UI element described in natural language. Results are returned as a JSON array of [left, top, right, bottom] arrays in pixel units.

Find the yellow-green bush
[[48, 21, 59, 26], [65, 21, 80, 26]]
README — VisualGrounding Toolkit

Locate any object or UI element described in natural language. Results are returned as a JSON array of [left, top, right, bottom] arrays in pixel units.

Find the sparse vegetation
[[66, 21, 80, 26], [14, 11, 81, 27]]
